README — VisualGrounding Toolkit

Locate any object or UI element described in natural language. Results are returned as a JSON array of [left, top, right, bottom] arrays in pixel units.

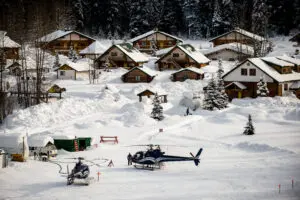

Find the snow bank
[[0, 134, 29, 157], [116, 102, 153, 127], [234, 142, 294, 154]]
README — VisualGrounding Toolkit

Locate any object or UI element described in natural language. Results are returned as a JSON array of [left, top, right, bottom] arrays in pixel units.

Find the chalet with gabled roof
[[95, 43, 149, 69], [121, 66, 156, 83], [209, 28, 268, 47], [55, 60, 90, 80], [223, 56, 300, 100], [129, 29, 183, 54], [156, 44, 210, 71], [171, 67, 204, 82], [37, 30, 96, 55], [203, 43, 254, 61], [0, 31, 20, 60]]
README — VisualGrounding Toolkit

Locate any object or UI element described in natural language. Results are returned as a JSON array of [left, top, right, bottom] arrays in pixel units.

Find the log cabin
[[121, 66, 156, 83], [37, 30, 95, 55], [129, 29, 183, 54], [0, 31, 20, 60], [203, 43, 254, 61], [223, 56, 300, 100], [171, 67, 204, 82], [95, 43, 149, 69], [209, 28, 268, 48], [156, 44, 210, 71]]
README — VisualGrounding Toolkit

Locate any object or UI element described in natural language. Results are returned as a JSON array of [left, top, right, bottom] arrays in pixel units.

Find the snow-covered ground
[[0, 38, 300, 200]]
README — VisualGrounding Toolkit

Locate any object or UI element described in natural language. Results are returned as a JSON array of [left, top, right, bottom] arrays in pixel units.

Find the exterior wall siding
[[122, 69, 152, 83], [172, 71, 202, 81]]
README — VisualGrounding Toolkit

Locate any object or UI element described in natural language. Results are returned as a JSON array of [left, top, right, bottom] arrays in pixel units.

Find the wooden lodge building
[[223, 56, 300, 100], [209, 28, 268, 48], [121, 66, 156, 83], [95, 43, 149, 69], [0, 31, 20, 61], [37, 30, 95, 55], [129, 29, 183, 54], [171, 67, 204, 82], [203, 42, 254, 61], [156, 44, 210, 71]]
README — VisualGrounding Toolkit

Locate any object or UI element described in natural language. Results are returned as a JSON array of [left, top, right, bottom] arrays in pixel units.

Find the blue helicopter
[[128, 145, 203, 170]]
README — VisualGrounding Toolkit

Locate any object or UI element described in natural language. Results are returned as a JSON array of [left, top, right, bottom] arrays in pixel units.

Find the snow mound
[[284, 108, 300, 121], [116, 102, 152, 127], [234, 142, 294, 154], [5, 98, 107, 131]]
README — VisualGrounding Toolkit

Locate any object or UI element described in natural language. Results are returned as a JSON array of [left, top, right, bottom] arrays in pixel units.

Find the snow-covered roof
[[178, 44, 210, 64], [0, 134, 25, 149], [276, 55, 300, 66], [248, 58, 300, 82], [116, 43, 149, 63], [58, 60, 90, 72], [79, 41, 107, 55], [261, 57, 294, 67], [290, 81, 300, 89], [203, 42, 254, 56], [0, 31, 21, 48], [225, 82, 247, 90], [28, 135, 54, 147], [52, 135, 76, 140], [209, 27, 267, 42], [129, 30, 183, 43], [172, 67, 204, 75], [38, 30, 95, 43], [155, 47, 173, 57], [123, 66, 157, 77]]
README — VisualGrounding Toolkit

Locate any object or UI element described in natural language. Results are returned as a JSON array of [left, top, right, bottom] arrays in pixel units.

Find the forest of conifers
[[0, 0, 299, 41]]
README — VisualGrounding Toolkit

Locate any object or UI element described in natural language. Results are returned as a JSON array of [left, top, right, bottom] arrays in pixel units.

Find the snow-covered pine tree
[[53, 53, 60, 68], [257, 76, 269, 97], [202, 75, 221, 110], [243, 114, 255, 135], [68, 46, 78, 62], [216, 59, 228, 108], [151, 93, 164, 121]]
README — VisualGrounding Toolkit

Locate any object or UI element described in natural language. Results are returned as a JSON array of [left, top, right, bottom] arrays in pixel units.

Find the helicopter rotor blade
[[190, 152, 195, 157]]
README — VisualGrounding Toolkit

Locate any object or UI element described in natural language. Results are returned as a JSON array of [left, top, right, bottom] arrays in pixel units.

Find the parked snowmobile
[[67, 157, 91, 185]]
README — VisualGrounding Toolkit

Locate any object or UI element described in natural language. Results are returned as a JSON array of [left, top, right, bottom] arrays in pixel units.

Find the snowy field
[[0, 38, 300, 200]]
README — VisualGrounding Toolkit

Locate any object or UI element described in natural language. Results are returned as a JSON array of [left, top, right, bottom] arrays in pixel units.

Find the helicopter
[[67, 157, 91, 185], [127, 144, 203, 170]]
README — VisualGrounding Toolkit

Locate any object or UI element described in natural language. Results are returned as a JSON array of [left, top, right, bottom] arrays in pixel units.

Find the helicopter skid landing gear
[[134, 164, 160, 171]]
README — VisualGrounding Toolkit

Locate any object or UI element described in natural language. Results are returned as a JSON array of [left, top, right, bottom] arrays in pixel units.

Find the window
[[247, 62, 250, 66], [60, 71, 65, 76], [241, 68, 247, 76], [173, 53, 179, 57], [250, 69, 256, 76], [141, 41, 147, 47], [135, 76, 141, 81], [111, 52, 117, 56]]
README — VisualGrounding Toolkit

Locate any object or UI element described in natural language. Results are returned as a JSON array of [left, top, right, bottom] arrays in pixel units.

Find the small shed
[[137, 89, 156, 102], [171, 67, 204, 82], [55, 60, 90, 80], [121, 66, 156, 83], [225, 82, 247, 100], [28, 135, 57, 157]]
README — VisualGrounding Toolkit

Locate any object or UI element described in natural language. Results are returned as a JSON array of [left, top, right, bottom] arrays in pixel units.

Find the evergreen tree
[[68, 46, 78, 62], [243, 114, 255, 135], [252, 0, 269, 36], [151, 93, 164, 121], [202, 76, 220, 110], [53, 53, 60, 68], [257, 76, 269, 97], [216, 59, 228, 108], [129, 0, 150, 37]]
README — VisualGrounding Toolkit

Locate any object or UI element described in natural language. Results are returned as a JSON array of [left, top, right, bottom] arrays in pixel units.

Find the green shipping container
[[54, 139, 79, 152], [78, 137, 91, 151]]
